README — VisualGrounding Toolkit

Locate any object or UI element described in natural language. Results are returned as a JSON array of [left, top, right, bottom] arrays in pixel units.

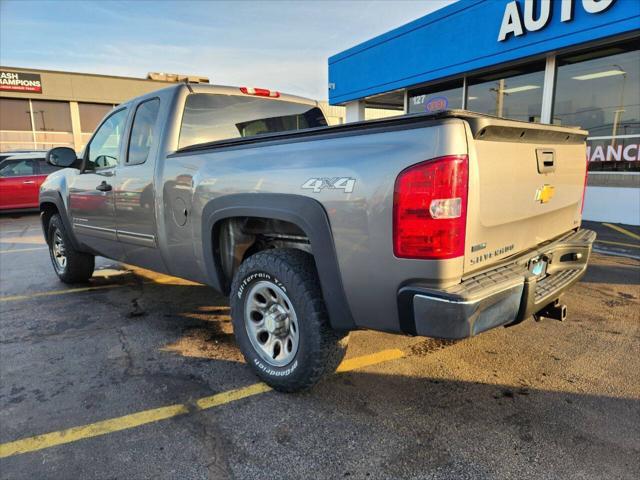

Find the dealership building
[[329, 0, 639, 225]]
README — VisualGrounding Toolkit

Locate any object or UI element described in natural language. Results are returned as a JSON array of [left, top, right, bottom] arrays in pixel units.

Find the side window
[[85, 108, 128, 171], [38, 160, 63, 175], [0, 159, 36, 177], [127, 98, 160, 165]]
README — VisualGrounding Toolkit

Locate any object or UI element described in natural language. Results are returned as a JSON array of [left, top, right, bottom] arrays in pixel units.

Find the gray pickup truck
[[40, 83, 595, 391]]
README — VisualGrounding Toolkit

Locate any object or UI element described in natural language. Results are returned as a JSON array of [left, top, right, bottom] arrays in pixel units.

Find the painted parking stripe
[[0, 404, 189, 459], [0, 283, 134, 303], [0, 349, 405, 458], [0, 247, 47, 254], [0, 228, 38, 235], [602, 223, 640, 241], [595, 239, 640, 249]]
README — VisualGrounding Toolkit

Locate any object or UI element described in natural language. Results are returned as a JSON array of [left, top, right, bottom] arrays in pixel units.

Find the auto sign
[[425, 96, 448, 112]]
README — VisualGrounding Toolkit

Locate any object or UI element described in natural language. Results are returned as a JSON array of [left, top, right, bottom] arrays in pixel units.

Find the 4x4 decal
[[301, 177, 356, 193]]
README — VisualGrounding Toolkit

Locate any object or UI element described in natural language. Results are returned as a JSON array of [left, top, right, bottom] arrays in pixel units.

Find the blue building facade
[[329, 0, 638, 105], [329, 0, 640, 224]]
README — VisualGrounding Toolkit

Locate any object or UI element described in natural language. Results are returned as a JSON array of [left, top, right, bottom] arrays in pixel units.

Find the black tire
[[230, 248, 349, 392], [47, 214, 95, 283]]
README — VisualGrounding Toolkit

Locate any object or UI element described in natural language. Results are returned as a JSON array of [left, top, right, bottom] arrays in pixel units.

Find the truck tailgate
[[464, 118, 588, 274]]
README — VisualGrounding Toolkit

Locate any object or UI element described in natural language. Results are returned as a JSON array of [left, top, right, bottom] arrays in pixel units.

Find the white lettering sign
[[587, 143, 640, 162], [0, 70, 42, 93], [498, 0, 616, 41], [524, 0, 551, 33]]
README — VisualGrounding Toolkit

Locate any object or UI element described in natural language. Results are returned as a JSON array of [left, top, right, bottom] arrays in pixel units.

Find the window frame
[[125, 97, 161, 166], [551, 39, 640, 171], [407, 79, 465, 114], [465, 61, 546, 122], [83, 106, 129, 173], [30, 99, 73, 133], [0, 98, 33, 132]]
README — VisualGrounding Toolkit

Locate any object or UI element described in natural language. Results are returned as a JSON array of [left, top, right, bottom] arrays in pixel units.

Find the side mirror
[[46, 147, 81, 169]]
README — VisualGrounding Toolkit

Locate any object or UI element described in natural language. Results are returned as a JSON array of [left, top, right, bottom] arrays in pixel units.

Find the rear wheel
[[230, 249, 349, 392], [47, 214, 95, 283]]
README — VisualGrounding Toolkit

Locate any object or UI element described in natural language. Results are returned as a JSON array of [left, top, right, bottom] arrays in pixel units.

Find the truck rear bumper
[[397, 228, 596, 339]]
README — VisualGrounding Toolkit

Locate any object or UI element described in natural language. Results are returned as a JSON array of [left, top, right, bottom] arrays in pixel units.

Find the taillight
[[239, 87, 280, 98], [393, 155, 469, 259], [581, 154, 589, 214]]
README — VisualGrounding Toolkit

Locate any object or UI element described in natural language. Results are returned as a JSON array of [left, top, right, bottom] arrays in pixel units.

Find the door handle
[[536, 149, 556, 173], [23, 181, 36, 184], [96, 181, 112, 192]]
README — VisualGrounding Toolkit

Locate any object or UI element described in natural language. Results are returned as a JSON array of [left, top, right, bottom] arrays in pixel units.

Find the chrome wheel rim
[[51, 230, 67, 271], [244, 280, 299, 367]]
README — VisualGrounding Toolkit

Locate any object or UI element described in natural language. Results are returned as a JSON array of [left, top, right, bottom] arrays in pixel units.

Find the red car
[[0, 152, 63, 211]]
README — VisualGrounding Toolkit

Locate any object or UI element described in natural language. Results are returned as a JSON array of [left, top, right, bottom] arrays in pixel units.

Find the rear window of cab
[[178, 93, 327, 149]]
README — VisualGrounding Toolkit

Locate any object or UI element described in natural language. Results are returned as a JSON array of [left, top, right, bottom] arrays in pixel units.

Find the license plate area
[[528, 255, 548, 278]]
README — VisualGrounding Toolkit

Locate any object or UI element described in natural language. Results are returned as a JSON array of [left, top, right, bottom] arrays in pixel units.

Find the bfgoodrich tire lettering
[[47, 214, 95, 283], [230, 248, 349, 392]]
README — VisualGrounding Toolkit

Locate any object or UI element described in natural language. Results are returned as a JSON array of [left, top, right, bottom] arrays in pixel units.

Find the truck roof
[[120, 82, 319, 109]]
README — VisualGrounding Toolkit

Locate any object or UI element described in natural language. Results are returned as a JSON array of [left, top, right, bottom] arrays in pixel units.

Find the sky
[[0, 0, 455, 100]]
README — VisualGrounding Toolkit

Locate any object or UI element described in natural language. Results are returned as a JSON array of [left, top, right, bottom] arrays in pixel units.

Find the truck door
[[113, 97, 166, 271], [68, 107, 128, 259]]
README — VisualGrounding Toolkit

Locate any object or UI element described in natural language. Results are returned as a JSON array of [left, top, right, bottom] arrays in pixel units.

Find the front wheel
[[47, 214, 95, 283], [230, 249, 349, 392]]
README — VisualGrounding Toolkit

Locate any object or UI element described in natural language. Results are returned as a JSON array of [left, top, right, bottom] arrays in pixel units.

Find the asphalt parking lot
[[0, 213, 639, 480]]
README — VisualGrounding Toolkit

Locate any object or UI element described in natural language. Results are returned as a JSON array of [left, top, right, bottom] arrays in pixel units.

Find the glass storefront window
[[467, 63, 545, 122], [79, 103, 114, 133], [408, 80, 463, 114], [554, 42, 639, 172], [0, 98, 32, 131], [30, 100, 72, 132]]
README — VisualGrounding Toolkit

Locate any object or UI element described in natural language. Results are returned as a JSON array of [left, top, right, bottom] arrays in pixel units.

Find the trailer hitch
[[534, 299, 567, 322]]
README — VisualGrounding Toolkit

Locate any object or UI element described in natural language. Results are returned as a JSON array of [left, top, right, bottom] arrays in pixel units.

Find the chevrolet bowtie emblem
[[535, 184, 555, 204]]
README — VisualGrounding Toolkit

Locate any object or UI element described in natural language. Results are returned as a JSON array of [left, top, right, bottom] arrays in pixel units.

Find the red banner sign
[[0, 70, 42, 93]]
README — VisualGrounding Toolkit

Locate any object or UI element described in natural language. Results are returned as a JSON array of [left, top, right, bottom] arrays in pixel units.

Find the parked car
[[0, 152, 63, 211], [39, 83, 595, 392]]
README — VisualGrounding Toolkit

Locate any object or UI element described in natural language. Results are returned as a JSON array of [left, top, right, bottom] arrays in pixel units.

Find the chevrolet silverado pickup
[[40, 83, 595, 391]]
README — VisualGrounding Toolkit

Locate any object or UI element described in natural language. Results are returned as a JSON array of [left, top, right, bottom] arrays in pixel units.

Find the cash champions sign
[[0, 70, 42, 93]]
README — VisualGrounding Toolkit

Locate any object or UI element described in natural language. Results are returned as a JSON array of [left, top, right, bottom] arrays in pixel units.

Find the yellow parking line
[[603, 223, 640, 241], [336, 348, 405, 372], [0, 348, 406, 458], [0, 247, 47, 254], [0, 283, 131, 303], [596, 239, 640, 249], [0, 404, 189, 459], [196, 383, 273, 409]]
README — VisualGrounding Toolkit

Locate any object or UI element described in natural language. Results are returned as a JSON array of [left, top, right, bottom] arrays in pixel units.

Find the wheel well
[[40, 202, 59, 244], [215, 216, 311, 293]]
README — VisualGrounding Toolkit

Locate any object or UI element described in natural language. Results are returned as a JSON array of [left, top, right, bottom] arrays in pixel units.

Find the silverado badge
[[535, 184, 555, 204]]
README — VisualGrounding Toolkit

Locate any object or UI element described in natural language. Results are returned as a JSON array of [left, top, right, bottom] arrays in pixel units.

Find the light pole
[[610, 64, 626, 150]]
